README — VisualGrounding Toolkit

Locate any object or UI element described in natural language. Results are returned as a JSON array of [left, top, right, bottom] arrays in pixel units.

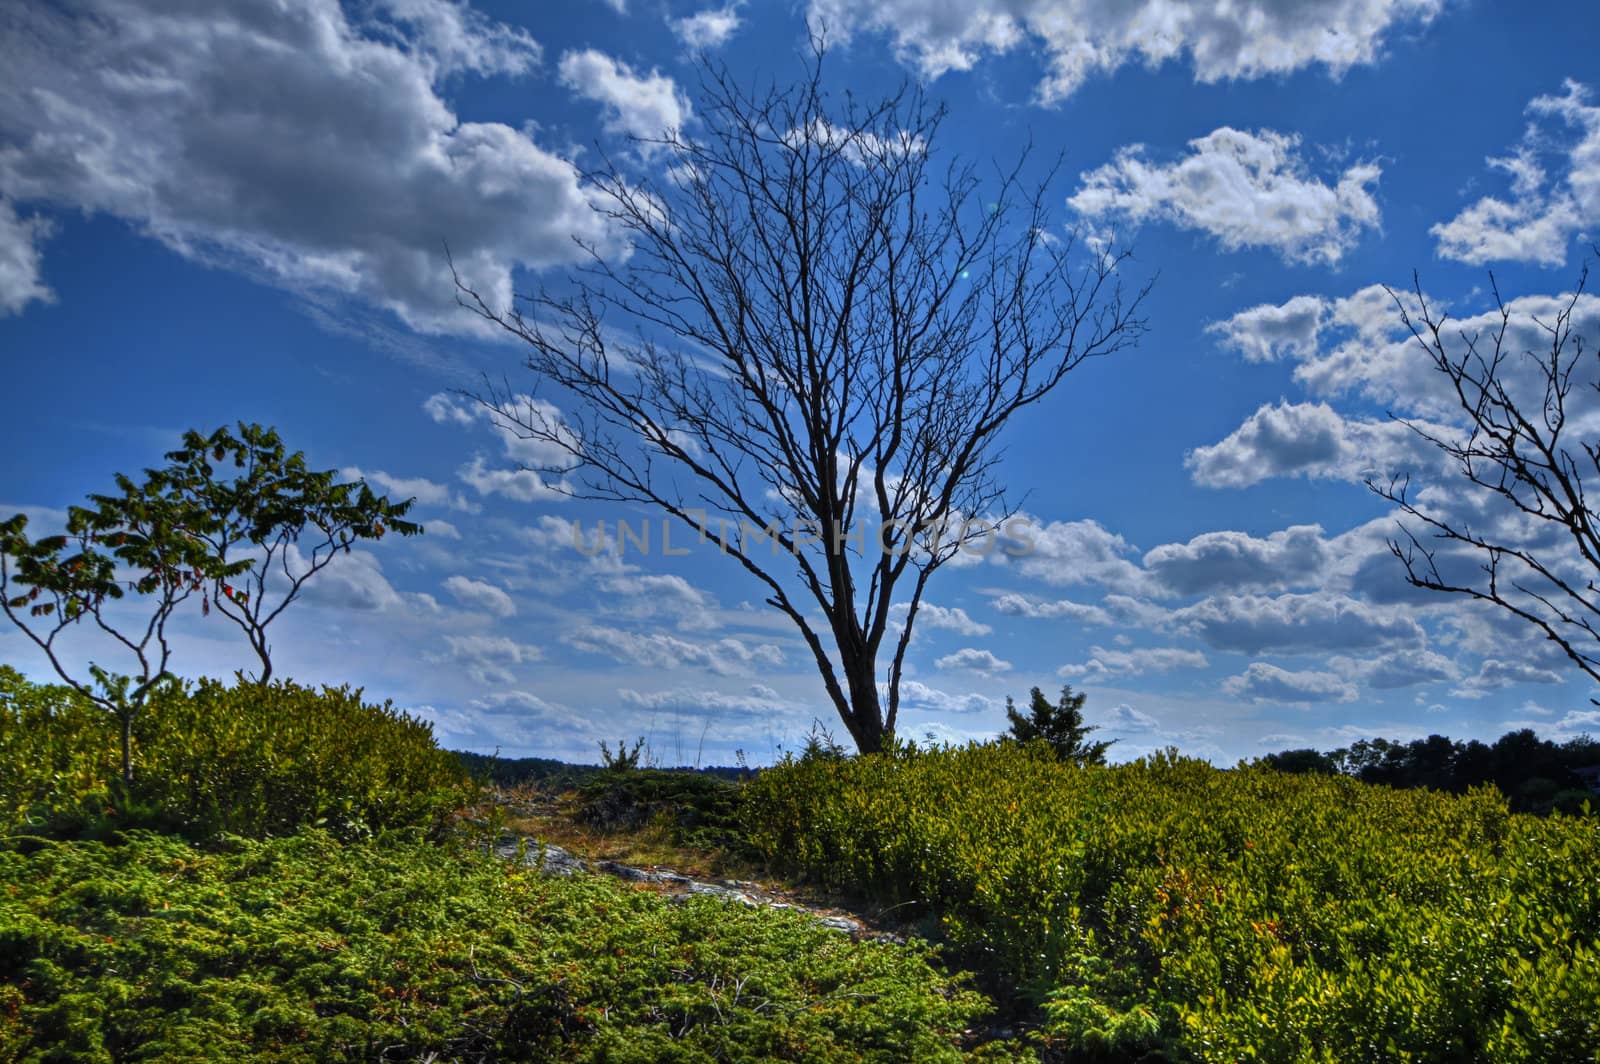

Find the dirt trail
[[490, 831, 907, 943]]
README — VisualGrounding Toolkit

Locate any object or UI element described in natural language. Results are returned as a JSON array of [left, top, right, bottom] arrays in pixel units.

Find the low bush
[[743, 742, 1600, 1062], [577, 768, 754, 856], [0, 668, 471, 839], [0, 830, 999, 1062]]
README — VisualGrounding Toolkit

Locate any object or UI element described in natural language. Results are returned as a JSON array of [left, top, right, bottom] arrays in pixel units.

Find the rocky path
[[490, 832, 904, 942]]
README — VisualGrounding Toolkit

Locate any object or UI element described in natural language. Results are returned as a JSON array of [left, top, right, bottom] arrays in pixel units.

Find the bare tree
[[1370, 258, 1600, 695], [455, 49, 1149, 753]]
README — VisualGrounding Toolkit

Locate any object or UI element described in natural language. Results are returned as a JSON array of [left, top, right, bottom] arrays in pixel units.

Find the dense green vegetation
[[0, 830, 991, 1063], [0, 667, 468, 839], [0, 670, 998, 1061], [1262, 729, 1600, 815], [744, 742, 1600, 1061]]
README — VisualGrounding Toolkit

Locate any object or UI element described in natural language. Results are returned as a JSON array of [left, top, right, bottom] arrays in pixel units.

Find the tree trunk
[[838, 650, 889, 754]]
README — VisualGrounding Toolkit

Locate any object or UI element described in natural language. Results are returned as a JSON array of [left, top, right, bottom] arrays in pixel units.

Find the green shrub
[[577, 768, 754, 855], [0, 667, 117, 827], [744, 742, 1600, 1062], [0, 668, 471, 839], [0, 830, 997, 1062]]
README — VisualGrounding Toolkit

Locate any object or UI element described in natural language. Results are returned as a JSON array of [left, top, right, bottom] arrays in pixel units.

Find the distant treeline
[[1261, 728, 1600, 814], [454, 749, 747, 790]]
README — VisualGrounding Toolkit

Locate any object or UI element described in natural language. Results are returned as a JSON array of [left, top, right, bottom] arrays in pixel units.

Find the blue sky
[[3, 0, 1600, 764]]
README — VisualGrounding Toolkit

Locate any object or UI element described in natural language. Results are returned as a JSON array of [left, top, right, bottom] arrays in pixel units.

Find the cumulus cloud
[[902, 603, 992, 636], [1143, 525, 1328, 596], [1433, 80, 1600, 267], [424, 391, 580, 502], [1206, 294, 1327, 363], [0, 0, 613, 333], [341, 466, 479, 513], [989, 593, 1115, 626], [618, 683, 804, 718], [671, 4, 742, 49], [1208, 284, 1600, 421], [557, 49, 690, 149], [1222, 662, 1358, 703], [1068, 128, 1382, 265], [1102, 704, 1158, 733], [443, 574, 518, 617], [458, 455, 570, 503], [1184, 401, 1438, 488], [0, 201, 53, 316], [1012, 518, 1151, 592], [1165, 592, 1424, 655], [805, 0, 1442, 104], [1330, 648, 1460, 689], [563, 624, 783, 675], [296, 547, 412, 612], [439, 633, 542, 685], [1453, 658, 1566, 698], [1058, 645, 1208, 680], [893, 679, 1001, 715], [935, 647, 1013, 674]]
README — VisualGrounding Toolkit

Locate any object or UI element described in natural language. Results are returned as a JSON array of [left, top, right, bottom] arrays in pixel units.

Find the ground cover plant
[[743, 741, 1600, 1062], [0, 669, 1013, 1061], [0, 829, 999, 1063]]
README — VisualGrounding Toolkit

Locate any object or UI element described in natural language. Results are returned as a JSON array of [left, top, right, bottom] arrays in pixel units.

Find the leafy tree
[[455, 44, 1148, 753], [162, 423, 422, 683], [1002, 684, 1113, 765], [0, 424, 420, 780], [1259, 748, 1339, 775], [1, 476, 241, 782]]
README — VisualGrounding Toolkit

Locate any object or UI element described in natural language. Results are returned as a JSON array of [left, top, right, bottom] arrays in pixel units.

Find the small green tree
[[161, 424, 422, 683], [1003, 684, 1113, 765], [0, 480, 243, 783], [1, 424, 422, 780]]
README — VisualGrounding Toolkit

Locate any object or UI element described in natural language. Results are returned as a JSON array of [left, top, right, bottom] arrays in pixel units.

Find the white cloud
[[1184, 401, 1436, 488], [426, 520, 462, 539], [341, 465, 479, 512], [1143, 525, 1328, 597], [0, 200, 53, 316], [806, 0, 1442, 104], [563, 624, 783, 675], [989, 593, 1114, 626], [443, 574, 518, 617], [1102, 703, 1158, 733], [370, 0, 543, 77], [1223, 662, 1358, 703], [557, 49, 690, 149], [893, 679, 1001, 716], [459, 455, 571, 503], [1069, 128, 1381, 265], [1453, 658, 1566, 698], [1165, 592, 1424, 655], [1206, 294, 1326, 363], [1012, 518, 1151, 592], [618, 684, 805, 719], [935, 647, 1013, 674], [1058, 645, 1208, 680], [904, 603, 992, 636], [439, 633, 542, 685], [297, 547, 411, 612], [1433, 80, 1600, 266], [671, 4, 742, 49], [1330, 648, 1460, 689], [0, 0, 613, 333]]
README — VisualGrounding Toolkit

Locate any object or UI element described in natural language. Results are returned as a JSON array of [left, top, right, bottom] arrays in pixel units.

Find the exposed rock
[[490, 831, 891, 940]]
